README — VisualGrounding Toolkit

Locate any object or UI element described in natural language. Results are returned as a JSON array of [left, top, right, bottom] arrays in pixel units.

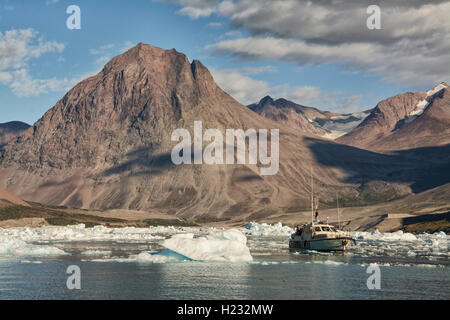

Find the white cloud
[[167, 0, 219, 19], [210, 68, 271, 104], [169, 0, 450, 87], [280, 86, 321, 106], [273, 84, 362, 113], [241, 65, 277, 75], [0, 28, 86, 97], [178, 6, 216, 19], [0, 28, 64, 71], [8, 69, 63, 97], [208, 35, 450, 86], [0, 71, 13, 84], [218, 30, 242, 40], [3, 69, 96, 98]]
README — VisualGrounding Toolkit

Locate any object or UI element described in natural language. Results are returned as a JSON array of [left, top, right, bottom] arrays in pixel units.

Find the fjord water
[[0, 224, 448, 299]]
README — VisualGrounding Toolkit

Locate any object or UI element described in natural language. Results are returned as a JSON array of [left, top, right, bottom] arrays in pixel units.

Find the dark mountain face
[[0, 44, 447, 220], [0, 121, 30, 147], [247, 96, 332, 136]]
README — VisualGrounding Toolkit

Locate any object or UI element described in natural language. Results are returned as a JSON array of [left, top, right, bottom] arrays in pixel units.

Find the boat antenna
[[336, 191, 341, 229], [311, 166, 314, 225]]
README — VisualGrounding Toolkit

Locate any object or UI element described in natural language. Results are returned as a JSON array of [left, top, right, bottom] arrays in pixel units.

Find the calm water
[[0, 231, 448, 300]]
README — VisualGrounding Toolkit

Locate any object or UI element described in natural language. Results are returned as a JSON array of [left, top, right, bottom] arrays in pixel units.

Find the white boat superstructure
[[289, 222, 355, 252]]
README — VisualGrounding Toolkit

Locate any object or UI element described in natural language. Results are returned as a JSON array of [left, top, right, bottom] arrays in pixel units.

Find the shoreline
[[0, 201, 448, 234]]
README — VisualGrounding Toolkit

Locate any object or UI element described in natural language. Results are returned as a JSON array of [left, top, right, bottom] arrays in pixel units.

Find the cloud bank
[[0, 28, 69, 97], [170, 0, 450, 87]]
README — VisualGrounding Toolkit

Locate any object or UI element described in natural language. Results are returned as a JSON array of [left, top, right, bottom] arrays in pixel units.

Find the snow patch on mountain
[[311, 109, 372, 139], [427, 82, 448, 97], [404, 82, 448, 125]]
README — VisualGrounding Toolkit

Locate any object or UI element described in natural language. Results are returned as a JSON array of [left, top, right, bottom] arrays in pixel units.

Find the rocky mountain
[[0, 44, 447, 221], [0, 121, 30, 147], [337, 83, 449, 151], [248, 96, 330, 136], [248, 96, 371, 139]]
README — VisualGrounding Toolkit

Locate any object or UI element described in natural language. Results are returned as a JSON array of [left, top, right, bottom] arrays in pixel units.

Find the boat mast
[[336, 191, 341, 229], [311, 166, 314, 225]]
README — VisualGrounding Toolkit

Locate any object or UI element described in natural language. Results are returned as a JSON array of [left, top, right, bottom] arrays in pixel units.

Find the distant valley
[[248, 96, 372, 139]]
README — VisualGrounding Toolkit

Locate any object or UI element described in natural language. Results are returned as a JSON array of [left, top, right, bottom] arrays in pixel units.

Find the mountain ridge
[[0, 43, 447, 220], [248, 96, 371, 139], [337, 82, 449, 151]]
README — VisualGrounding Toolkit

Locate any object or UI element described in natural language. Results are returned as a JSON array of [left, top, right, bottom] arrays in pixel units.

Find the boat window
[[331, 228, 337, 232], [314, 227, 322, 231], [322, 227, 330, 231]]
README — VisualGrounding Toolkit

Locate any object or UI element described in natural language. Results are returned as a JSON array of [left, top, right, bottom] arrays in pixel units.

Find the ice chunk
[[0, 224, 172, 243], [351, 229, 418, 241], [161, 229, 252, 262], [81, 249, 112, 256], [0, 234, 67, 257], [149, 249, 193, 262], [246, 222, 293, 236]]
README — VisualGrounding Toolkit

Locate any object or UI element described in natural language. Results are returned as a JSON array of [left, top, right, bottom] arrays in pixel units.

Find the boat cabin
[[294, 223, 341, 241]]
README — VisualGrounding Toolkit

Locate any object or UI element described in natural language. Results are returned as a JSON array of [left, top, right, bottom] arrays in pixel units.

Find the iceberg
[[149, 249, 193, 262], [159, 229, 253, 262]]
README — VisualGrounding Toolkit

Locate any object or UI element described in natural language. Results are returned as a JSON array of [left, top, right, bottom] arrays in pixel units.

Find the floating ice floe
[[0, 234, 67, 257], [350, 230, 418, 241], [81, 249, 112, 256], [158, 229, 253, 262], [0, 224, 179, 243], [1, 222, 447, 264], [90, 229, 254, 263]]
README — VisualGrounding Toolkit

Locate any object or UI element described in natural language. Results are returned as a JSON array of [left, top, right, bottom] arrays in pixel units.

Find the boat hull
[[289, 237, 354, 252]]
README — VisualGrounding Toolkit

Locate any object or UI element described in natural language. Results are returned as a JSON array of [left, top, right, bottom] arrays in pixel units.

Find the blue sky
[[1, 0, 448, 124]]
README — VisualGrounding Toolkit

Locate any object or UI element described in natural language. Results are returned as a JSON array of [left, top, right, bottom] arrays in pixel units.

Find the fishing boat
[[289, 168, 355, 252], [289, 222, 355, 252]]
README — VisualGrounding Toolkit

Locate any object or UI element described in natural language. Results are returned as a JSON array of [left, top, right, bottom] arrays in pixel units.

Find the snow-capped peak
[[427, 82, 448, 97], [403, 82, 448, 125]]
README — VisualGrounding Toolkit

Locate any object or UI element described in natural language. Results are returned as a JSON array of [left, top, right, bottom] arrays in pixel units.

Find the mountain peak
[[101, 43, 215, 89], [260, 95, 274, 105], [128, 42, 171, 54], [101, 42, 190, 74]]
